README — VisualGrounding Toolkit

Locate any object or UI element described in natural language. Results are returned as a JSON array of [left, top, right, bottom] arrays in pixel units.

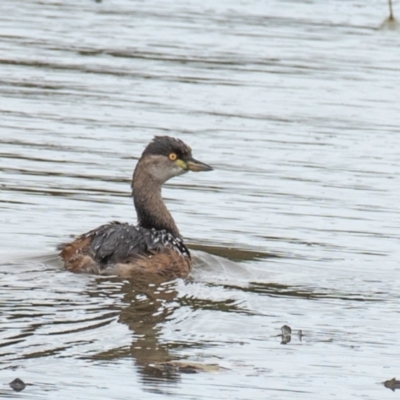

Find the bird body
[[58, 136, 212, 280]]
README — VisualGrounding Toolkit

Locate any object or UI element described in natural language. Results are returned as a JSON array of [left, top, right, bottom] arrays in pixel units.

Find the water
[[1, 0, 400, 398]]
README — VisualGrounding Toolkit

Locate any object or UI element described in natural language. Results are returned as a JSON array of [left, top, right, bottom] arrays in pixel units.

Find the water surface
[[1, 0, 400, 398]]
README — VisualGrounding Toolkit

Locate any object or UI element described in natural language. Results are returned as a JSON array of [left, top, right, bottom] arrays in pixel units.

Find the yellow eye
[[169, 153, 177, 161]]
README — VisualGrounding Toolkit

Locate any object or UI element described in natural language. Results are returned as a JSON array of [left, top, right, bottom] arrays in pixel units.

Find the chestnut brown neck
[[131, 159, 181, 238]]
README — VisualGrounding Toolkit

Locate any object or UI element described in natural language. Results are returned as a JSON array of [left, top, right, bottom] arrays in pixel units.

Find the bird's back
[[58, 221, 191, 279]]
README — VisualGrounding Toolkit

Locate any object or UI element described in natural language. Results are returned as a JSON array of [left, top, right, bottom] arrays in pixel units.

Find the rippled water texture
[[1, 0, 400, 398]]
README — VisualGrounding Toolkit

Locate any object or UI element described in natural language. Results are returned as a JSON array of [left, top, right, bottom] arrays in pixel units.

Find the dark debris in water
[[280, 324, 292, 344], [9, 378, 26, 392], [278, 325, 305, 345], [383, 378, 400, 391]]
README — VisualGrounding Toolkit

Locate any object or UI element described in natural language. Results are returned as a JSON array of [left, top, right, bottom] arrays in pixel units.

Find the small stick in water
[[388, 0, 395, 21]]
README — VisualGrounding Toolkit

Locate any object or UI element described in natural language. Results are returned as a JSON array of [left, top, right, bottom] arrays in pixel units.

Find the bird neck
[[131, 167, 181, 238]]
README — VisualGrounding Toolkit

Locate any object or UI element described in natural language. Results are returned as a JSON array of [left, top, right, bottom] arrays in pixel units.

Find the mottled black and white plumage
[[83, 221, 190, 266], [58, 136, 212, 280]]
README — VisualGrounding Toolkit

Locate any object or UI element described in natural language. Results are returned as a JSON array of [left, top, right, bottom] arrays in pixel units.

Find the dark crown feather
[[141, 136, 192, 158]]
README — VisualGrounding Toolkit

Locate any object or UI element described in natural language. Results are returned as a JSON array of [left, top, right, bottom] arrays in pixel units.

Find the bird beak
[[185, 157, 213, 172]]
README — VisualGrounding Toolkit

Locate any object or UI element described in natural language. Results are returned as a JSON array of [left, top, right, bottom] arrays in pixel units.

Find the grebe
[[58, 136, 213, 280]]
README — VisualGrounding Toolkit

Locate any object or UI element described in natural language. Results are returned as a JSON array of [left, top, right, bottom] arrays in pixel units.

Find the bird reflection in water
[[117, 278, 184, 383], [85, 274, 230, 386]]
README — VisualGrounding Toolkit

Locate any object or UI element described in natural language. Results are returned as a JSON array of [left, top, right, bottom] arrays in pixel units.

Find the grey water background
[[1, 0, 400, 398]]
